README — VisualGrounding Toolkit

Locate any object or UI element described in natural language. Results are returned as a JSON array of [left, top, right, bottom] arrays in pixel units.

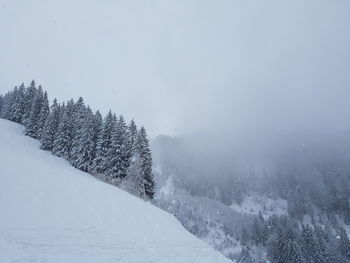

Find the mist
[[1, 0, 350, 142]]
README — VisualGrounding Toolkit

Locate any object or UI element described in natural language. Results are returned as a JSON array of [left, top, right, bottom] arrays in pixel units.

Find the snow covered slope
[[0, 119, 230, 263]]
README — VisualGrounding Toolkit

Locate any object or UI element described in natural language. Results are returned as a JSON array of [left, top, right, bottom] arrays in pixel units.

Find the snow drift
[[0, 119, 230, 263]]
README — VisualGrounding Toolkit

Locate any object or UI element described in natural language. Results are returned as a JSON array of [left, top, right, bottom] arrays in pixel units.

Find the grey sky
[[1, 0, 350, 137]]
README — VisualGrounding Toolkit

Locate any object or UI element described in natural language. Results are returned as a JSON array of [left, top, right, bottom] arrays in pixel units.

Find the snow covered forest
[[152, 133, 350, 262], [0, 81, 154, 200], [1, 1, 350, 262], [2, 81, 350, 262]]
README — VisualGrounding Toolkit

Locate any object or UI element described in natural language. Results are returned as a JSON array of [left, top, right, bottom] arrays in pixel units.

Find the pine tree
[[7, 84, 25, 123], [288, 187, 308, 220], [26, 85, 44, 138], [121, 152, 145, 198], [0, 91, 12, 118], [71, 97, 86, 139], [92, 110, 115, 173], [314, 225, 328, 253], [241, 226, 248, 246], [69, 98, 88, 166], [70, 107, 96, 171], [34, 91, 50, 139], [52, 101, 74, 159], [22, 80, 37, 126], [4, 86, 17, 121], [125, 119, 138, 170], [339, 227, 350, 259], [300, 225, 326, 263], [91, 110, 103, 163], [128, 119, 138, 153], [105, 115, 128, 180], [267, 220, 303, 263], [136, 126, 154, 199], [40, 98, 60, 151]]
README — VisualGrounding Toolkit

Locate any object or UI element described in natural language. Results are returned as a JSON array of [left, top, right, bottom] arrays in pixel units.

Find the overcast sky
[[1, 0, 350, 138]]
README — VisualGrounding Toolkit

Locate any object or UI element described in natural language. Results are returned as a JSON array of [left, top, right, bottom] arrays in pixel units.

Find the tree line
[[0, 80, 154, 200], [239, 212, 350, 263]]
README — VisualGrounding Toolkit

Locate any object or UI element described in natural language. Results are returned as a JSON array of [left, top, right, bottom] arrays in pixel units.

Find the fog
[[1, 0, 350, 141]]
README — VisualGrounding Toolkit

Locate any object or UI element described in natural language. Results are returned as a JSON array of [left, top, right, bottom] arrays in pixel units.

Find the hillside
[[0, 119, 230, 263]]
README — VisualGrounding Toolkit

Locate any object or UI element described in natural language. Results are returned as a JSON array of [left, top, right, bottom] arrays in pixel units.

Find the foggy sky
[[1, 0, 350, 138]]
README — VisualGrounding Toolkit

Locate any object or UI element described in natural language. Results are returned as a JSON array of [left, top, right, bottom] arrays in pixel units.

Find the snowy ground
[[0, 119, 231, 263], [230, 194, 287, 219]]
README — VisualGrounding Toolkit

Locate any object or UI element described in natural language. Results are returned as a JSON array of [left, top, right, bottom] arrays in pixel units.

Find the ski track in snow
[[0, 119, 230, 263]]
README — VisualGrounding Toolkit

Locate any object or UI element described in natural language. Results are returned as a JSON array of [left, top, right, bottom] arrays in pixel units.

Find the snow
[[230, 194, 287, 219], [0, 119, 231, 263]]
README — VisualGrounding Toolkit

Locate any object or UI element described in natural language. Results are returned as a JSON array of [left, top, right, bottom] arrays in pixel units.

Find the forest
[[0, 81, 154, 200], [153, 132, 350, 262]]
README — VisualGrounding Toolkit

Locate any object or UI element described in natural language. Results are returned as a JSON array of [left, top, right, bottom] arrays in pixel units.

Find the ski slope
[[0, 119, 230, 263]]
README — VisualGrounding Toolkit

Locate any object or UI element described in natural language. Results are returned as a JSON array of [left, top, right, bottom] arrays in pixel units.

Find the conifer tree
[[40, 98, 60, 151], [7, 84, 25, 123], [91, 110, 103, 164], [26, 85, 43, 138], [22, 80, 37, 126], [300, 225, 326, 263], [69, 98, 88, 166], [128, 119, 138, 153], [241, 226, 248, 246], [70, 107, 96, 171], [4, 86, 17, 121], [268, 220, 303, 263], [52, 101, 74, 159], [0, 91, 12, 118], [35, 91, 50, 139], [92, 110, 115, 173], [136, 126, 154, 199], [71, 97, 86, 139], [339, 227, 350, 259], [105, 115, 128, 180], [122, 152, 145, 198]]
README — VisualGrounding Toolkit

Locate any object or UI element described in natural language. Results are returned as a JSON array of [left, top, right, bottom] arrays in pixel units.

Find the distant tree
[[267, 216, 303, 263], [288, 187, 308, 220], [339, 227, 350, 260], [241, 226, 248, 246], [300, 225, 327, 263]]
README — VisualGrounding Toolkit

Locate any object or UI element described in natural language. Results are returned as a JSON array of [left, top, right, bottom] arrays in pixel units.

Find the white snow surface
[[230, 194, 287, 219], [0, 119, 230, 263]]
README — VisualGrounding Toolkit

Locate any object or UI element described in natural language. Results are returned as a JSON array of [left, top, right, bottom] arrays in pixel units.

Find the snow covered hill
[[0, 119, 230, 263]]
